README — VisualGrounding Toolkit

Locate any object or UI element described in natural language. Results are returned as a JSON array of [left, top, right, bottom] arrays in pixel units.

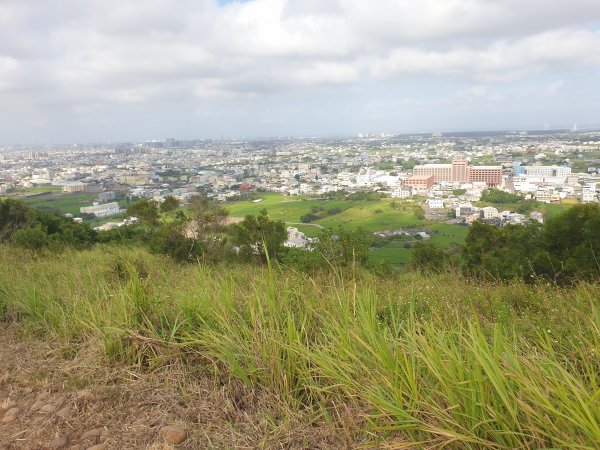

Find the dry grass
[[0, 325, 362, 449]]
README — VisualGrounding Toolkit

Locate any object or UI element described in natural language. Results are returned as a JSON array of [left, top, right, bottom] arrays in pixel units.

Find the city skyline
[[1, 0, 600, 144]]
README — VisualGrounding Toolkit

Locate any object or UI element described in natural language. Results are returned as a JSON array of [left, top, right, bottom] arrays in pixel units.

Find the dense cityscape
[[2, 130, 599, 231]]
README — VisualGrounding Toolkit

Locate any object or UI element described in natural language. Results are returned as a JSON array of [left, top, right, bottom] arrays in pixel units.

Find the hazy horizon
[[1, 0, 599, 144]]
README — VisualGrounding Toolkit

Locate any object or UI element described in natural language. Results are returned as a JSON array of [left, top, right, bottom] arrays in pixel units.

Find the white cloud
[[1, 0, 599, 141], [544, 81, 565, 96]]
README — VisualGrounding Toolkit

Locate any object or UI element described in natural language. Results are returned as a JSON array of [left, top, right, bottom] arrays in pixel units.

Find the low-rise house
[[391, 186, 413, 198], [80, 202, 121, 218], [427, 198, 444, 209], [62, 182, 86, 193], [284, 227, 311, 249], [456, 202, 475, 217], [480, 207, 499, 220]]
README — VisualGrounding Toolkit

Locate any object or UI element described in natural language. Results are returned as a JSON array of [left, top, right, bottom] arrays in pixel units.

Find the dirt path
[[0, 326, 354, 450], [285, 222, 325, 229]]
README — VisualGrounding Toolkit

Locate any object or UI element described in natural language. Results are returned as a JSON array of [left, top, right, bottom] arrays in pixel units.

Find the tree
[[153, 220, 202, 263], [480, 188, 522, 204], [409, 242, 451, 273], [1, 199, 96, 250], [160, 195, 179, 213], [232, 209, 287, 261], [541, 203, 600, 282], [126, 200, 159, 226], [314, 226, 372, 267], [11, 226, 48, 250], [188, 196, 229, 234], [0, 198, 32, 242], [187, 196, 231, 261], [300, 213, 318, 223]]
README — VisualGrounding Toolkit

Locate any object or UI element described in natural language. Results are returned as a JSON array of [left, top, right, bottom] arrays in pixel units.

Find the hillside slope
[[0, 245, 599, 449], [0, 327, 351, 449]]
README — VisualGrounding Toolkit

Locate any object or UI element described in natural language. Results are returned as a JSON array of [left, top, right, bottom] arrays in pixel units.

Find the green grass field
[[426, 222, 470, 248], [543, 200, 578, 220], [226, 193, 355, 223], [17, 192, 128, 222], [370, 245, 412, 265], [369, 223, 468, 266], [21, 192, 100, 216], [226, 194, 424, 233], [315, 199, 423, 231], [17, 185, 62, 194], [226, 194, 470, 266], [1, 246, 598, 449]]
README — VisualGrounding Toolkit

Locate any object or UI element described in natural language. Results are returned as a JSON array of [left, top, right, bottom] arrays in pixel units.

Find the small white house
[[284, 227, 311, 249], [480, 207, 499, 220], [427, 198, 444, 209]]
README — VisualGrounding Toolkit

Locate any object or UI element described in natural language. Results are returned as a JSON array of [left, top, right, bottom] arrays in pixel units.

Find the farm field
[[226, 193, 355, 223], [227, 193, 469, 266], [369, 243, 412, 265], [226, 193, 424, 232], [426, 222, 470, 248], [21, 192, 100, 216], [17, 191, 129, 222]]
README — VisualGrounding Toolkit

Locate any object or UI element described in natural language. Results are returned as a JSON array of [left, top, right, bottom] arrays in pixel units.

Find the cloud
[[0, 0, 599, 141], [544, 81, 565, 96], [369, 29, 600, 82]]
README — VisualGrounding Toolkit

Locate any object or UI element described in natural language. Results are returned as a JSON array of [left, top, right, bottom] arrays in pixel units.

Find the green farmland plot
[[315, 199, 424, 232], [18, 192, 129, 222], [227, 194, 425, 232], [21, 192, 100, 216], [426, 223, 469, 248], [226, 194, 354, 223], [369, 246, 412, 266]]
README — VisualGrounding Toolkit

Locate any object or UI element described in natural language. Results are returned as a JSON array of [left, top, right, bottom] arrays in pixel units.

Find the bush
[[462, 204, 600, 283], [160, 195, 180, 213], [231, 209, 287, 262], [300, 213, 318, 223], [314, 226, 372, 267], [480, 188, 522, 204], [409, 242, 453, 273]]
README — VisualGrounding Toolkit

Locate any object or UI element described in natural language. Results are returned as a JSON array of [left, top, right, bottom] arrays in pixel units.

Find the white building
[[80, 202, 121, 218], [480, 207, 499, 220], [284, 227, 311, 249], [581, 187, 598, 203], [518, 166, 571, 178], [427, 198, 445, 209], [391, 186, 413, 198]]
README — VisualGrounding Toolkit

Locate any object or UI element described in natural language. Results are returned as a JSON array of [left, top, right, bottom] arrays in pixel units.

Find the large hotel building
[[412, 160, 502, 187]]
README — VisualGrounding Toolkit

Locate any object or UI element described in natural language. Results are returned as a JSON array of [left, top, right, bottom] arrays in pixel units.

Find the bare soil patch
[[0, 326, 362, 449]]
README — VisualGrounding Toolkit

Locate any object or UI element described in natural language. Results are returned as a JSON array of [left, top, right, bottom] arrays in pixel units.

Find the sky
[[1, 0, 599, 144]]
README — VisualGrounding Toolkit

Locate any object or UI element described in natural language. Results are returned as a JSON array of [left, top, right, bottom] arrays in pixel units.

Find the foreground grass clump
[[1, 245, 599, 448]]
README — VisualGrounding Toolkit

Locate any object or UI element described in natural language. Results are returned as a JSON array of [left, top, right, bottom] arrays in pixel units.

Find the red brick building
[[403, 175, 434, 192]]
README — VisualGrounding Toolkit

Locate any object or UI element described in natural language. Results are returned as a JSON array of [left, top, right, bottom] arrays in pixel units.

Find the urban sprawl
[[1, 130, 600, 237]]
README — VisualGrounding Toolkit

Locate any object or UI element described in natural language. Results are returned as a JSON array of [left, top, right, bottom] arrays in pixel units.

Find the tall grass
[[1, 245, 599, 448]]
